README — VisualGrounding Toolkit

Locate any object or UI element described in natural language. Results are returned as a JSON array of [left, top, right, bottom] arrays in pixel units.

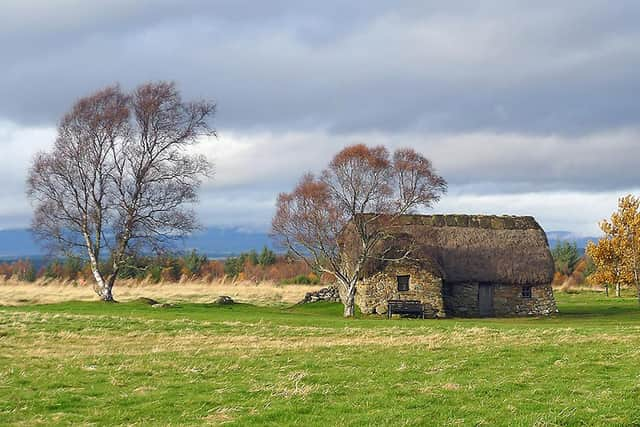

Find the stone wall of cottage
[[443, 282, 557, 317], [355, 263, 445, 317]]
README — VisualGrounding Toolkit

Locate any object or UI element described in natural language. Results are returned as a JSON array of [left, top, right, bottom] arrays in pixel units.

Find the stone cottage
[[346, 214, 557, 318]]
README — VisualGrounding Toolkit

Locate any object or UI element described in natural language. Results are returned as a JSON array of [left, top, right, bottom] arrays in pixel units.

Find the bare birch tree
[[272, 144, 446, 317], [27, 82, 215, 301]]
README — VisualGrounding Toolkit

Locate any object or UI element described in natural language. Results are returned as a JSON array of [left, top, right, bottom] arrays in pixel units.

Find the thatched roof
[[356, 214, 554, 285]]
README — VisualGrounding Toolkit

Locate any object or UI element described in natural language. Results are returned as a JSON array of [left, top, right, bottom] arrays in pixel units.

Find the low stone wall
[[443, 282, 557, 317], [298, 286, 341, 304], [356, 263, 445, 317]]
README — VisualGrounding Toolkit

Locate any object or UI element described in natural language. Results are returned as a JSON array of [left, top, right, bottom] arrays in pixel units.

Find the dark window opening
[[397, 275, 410, 291], [443, 282, 453, 297], [522, 286, 532, 299]]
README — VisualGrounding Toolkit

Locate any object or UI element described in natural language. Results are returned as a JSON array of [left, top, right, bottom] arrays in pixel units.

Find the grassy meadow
[[1, 290, 640, 426]]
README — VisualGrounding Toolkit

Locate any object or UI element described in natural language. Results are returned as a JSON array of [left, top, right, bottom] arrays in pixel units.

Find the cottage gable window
[[397, 275, 410, 291], [522, 286, 532, 298]]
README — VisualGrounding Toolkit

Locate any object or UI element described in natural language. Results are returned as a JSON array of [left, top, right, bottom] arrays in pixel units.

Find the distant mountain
[[0, 227, 273, 260], [545, 231, 599, 252], [0, 229, 44, 259], [178, 228, 273, 257], [0, 227, 598, 260]]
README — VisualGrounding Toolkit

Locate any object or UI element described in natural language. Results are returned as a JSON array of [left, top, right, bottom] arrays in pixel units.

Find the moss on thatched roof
[[353, 214, 554, 285], [372, 214, 541, 230]]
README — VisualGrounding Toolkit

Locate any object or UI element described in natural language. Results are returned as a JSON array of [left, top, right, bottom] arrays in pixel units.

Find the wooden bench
[[387, 300, 425, 319]]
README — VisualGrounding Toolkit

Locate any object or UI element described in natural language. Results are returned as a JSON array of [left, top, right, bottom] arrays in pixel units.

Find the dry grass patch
[[252, 371, 322, 400], [0, 278, 322, 306], [4, 311, 640, 359], [202, 407, 241, 424]]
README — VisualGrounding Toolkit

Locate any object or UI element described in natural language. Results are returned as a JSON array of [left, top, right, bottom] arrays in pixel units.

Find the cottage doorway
[[478, 282, 494, 317]]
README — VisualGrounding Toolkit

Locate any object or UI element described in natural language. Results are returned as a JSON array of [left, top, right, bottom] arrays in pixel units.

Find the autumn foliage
[[587, 195, 640, 299], [272, 144, 446, 317], [551, 256, 594, 291], [0, 249, 320, 285], [0, 259, 36, 282]]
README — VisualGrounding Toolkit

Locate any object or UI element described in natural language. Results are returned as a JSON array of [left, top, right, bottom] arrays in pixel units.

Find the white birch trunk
[[635, 268, 640, 304], [342, 280, 357, 318], [83, 231, 115, 302]]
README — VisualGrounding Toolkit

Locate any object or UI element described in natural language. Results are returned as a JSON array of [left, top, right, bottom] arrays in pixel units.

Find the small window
[[522, 286, 532, 299], [443, 283, 453, 297], [397, 275, 410, 291]]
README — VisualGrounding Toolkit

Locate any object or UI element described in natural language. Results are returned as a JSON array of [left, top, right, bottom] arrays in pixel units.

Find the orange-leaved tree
[[271, 144, 447, 317], [587, 195, 640, 300]]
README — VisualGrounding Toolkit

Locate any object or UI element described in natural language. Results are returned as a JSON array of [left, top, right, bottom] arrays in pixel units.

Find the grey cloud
[[195, 126, 640, 233], [201, 128, 640, 195], [197, 189, 277, 231], [1, 0, 639, 135], [1, 123, 638, 232], [433, 190, 629, 236], [1, 1, 639, 233]]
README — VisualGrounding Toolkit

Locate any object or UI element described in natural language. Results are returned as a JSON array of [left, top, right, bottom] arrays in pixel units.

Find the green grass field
[[1, 292, 640, 426]]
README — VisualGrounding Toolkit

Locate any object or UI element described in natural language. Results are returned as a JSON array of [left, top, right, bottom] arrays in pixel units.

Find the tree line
[[550, 241, 595, 291], [587, 195, 640, 300], [551, 194, 640, 301], [0, 247, 322, 285]]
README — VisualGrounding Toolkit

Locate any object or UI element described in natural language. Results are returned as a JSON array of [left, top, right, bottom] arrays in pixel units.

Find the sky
[[1, 0, 639, 236]]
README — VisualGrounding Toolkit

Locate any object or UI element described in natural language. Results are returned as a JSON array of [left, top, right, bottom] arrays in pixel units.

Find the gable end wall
[[356, 263, 445, 317]]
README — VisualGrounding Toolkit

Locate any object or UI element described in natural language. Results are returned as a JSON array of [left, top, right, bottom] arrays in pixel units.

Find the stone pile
[[213, 295, 234, 305], [136, 297, 175, 309], [298, 286, 341, 304]]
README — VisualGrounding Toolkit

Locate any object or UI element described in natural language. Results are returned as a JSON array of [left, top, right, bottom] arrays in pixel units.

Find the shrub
[[223, 256, 244, 277], [161, 259, 182, 282], [552, 241, 580, 275], [148, 265, 163, 283], [0, 262, 12, 279], [117, 256, 150, 280], [200, 260, 224, 281], [181, 250, 207, 277], [14, 259, 36, 282], [44, 260, 64, 279], [63, 257, 85, 280], [258, 246, 277, 266], [280, 274, 321, 285]]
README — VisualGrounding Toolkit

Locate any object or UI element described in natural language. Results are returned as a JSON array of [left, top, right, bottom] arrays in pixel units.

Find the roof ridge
[[355, 213, 542, 230]]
